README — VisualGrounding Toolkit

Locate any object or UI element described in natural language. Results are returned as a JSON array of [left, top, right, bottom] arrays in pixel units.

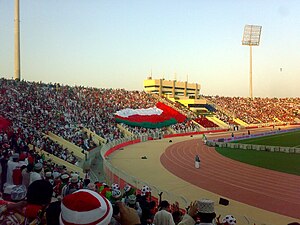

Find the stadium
[[1, 1, 300, 225], [1, 77, 300, 225]]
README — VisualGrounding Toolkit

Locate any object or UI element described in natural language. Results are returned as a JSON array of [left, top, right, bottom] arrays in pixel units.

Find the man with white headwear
[[178, 199, 216, 225]]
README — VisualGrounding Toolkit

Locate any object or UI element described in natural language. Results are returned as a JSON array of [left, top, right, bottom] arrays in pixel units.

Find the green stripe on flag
[[116, 118, 177, 128]]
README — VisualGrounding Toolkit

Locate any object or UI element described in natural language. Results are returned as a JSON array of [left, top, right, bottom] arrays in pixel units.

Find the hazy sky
[[1, 0, 300, 97]]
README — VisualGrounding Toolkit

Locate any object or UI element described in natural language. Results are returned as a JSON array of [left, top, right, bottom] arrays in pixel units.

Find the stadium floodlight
[[14, 0, 21, 81], [242, 25, 262, 99]]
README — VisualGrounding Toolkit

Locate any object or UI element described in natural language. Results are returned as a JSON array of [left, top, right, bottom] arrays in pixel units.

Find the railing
[[37, 149, 85, 177], [47, 131, 86, 163], [210, 126, 300, 144], [208, 141, 300, 154]]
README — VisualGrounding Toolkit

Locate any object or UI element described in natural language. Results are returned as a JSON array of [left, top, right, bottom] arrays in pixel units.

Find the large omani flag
[[115, 102, 186, 128]]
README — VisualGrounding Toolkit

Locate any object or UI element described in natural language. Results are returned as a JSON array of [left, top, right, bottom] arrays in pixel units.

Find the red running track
[[160, 139, 300, 219]]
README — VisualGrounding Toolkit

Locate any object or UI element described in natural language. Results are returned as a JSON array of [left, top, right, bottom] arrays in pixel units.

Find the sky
[[1, 0, 300, 98]]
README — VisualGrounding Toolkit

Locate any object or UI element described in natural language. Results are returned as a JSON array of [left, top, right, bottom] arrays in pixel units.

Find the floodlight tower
[[242, 25, 262, 99], [14, 0, 21, 81]]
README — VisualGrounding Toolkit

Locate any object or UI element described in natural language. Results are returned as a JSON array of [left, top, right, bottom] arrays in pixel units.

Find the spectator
[[178, 199, 216, 225], [24, 179, 54, 224], [5, 153, 26, 186], [126, 194, 142, 218], [22, 163, 33, 189], [45, 171, 55, 186], [46, 200, 61, 225], [61, 174, 81, 197], [153, 200, 175, 225], [29, 162, 43, 185], [118, 201, 141, 225]]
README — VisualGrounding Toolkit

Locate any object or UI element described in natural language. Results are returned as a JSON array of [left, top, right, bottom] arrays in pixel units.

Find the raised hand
[[117, 202, 141, 225]]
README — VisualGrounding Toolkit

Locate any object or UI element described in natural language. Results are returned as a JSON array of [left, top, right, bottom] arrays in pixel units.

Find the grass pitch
[[215, 130, 300, 175], [233, 130, 300, 147]]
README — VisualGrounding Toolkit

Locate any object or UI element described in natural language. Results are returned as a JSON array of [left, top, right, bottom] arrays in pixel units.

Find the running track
[[160, 139, 300, 219]]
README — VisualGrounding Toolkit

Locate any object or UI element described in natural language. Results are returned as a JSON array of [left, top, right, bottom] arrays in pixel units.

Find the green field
[[216, 130, 300, 176], [233, 130, 300, 147]]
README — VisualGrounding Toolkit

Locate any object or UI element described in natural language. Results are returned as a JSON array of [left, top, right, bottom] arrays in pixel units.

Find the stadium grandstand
[[1, 78, 300, 224]]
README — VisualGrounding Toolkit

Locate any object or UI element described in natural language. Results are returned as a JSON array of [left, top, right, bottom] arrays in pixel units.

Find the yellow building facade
[[143, 77, 201, 99]]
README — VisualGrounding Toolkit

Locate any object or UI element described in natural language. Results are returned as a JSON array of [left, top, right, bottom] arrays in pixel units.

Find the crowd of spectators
[[81, 88, 159, 141], [0, 79, 98, 150], [1, 78, 200, 145], [36, 136, 79, 165], [157, 96, 213, 132], [0, 157, 238, 225], [0, 125, 295, 225], [3, 79, 300, 144], [205, 96, 300, 125], [0, 115, 79, 167], [120, 124, 170, 137], [214, 111, 239, 126], [1, 125, 234, 224], [170, 120, 200, 133], [0, 79, 156, 146], [3, 78, 300, 224]]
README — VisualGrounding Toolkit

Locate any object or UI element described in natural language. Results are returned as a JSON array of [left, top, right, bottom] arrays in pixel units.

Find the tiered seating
[[214, 110, 239, 126], [2, 78, 299, 224], [170, 120, 200, 133], [0, 78, 197, 157], [205, 96, 300, 124], [159, 96, 197, 119], [194, 116, 219, 128]]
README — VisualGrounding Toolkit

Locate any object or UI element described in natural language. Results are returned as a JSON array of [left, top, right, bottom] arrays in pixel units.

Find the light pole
[[242, 25, 262, 99], [14, 0, 21, 81]]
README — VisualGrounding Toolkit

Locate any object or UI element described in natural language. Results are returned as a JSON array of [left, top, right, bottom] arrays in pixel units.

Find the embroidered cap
[[198, 199, 215, 213]]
